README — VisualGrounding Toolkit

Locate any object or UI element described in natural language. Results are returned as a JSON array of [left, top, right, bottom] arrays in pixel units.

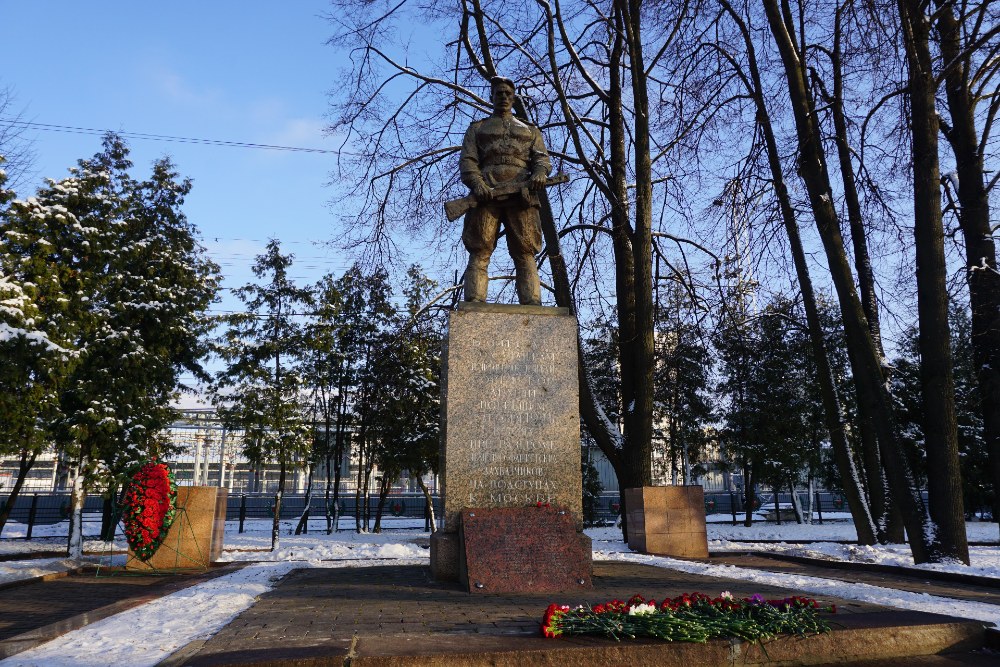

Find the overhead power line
[[0, 118, 341, 155]]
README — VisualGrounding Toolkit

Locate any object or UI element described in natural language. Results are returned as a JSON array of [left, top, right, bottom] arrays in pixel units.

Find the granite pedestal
[[430, 302, 591, 587]]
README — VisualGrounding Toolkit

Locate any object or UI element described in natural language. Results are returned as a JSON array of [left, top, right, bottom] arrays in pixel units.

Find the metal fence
[[1, 489, 858, 540]]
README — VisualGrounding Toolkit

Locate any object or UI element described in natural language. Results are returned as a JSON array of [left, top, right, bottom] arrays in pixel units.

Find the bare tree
[[714, 0, 940, 562], [0, 84, 36, 188], [703, 0, 880, 544], [934, 0, 1000, 540], [325, 0, 721, 537]]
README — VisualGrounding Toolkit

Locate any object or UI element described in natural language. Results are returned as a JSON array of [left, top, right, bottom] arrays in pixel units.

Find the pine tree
[[303, 272, 354, 534], [893, 307, 988, 520], [0, 158, 73, 534], [652, 284, 714, 485], [90, 155, 221, 537], [1, 137, 221, 553], [214, 240, 312, 551], [346, 270, 396, 533], [367, 266, 443, 532]]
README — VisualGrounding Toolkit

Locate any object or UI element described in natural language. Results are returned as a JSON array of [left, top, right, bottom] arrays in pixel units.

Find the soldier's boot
[[463, 252, 491, 302], [513, 255, 541, 306]]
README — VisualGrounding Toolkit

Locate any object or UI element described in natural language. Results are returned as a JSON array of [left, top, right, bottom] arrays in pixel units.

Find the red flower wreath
[[122, 459, 178, 561]]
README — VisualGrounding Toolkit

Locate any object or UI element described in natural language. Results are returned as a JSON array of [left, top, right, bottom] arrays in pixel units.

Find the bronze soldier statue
[[459, 77, 551, 305]]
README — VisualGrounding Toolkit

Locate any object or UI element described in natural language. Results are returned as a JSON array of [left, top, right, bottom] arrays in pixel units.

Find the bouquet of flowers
[[542, 592, 835, 642], [121, 459, 178, 561]]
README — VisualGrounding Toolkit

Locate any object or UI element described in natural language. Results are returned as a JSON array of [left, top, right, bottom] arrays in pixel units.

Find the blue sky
[[2, 1, 362, 309]]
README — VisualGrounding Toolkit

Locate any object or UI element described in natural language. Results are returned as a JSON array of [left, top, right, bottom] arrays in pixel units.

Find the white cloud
[[150, 68, 223, 109], [263, 117, 326, 147]]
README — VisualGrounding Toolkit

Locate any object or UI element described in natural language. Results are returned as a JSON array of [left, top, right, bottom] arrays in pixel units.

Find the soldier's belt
[[483, 155, 531, 167]]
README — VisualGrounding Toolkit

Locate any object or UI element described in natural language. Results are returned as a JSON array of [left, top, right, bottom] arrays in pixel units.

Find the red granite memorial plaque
[[458, 506, 592, 594]]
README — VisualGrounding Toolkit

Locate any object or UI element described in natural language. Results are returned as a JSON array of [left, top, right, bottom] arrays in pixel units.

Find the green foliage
[[715, 295, 826, 492], [1, 136, 220, 487], [542, 592, 834, 643], [653, 283, 715, 483], [581, 450, 604, 525], [369, 265, 443, 482], [581, 318, 623, 425], [891, 306, 990, 516], [0, 157, 68, 473], [214, 240, 313, 469]]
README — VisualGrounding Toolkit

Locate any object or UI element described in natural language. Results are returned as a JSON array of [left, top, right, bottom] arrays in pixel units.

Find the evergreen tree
[[367, 266, 443, 532], [893, 307, 988, 518], [2, 135, 219, 555], [653, 284, 714, 485], [749, 298, 825, 522], [0, 159, 73, 534], [303, 271, 354, 534], [716, 295, 825, 525], [301, 265, 396, 534], [214, 240, 312, 551], [91, 155, 221, 537], [345, 269, 396, 533], [714, 289, 759, 526], [581, 452, 604, 526], [581, 317, 623, 425]]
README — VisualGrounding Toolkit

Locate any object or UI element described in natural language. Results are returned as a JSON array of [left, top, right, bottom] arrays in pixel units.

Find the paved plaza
[[2, 555, 996, 665]]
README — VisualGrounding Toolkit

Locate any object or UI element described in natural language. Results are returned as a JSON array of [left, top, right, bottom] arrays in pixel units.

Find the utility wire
[[0, 118, 343, 155]]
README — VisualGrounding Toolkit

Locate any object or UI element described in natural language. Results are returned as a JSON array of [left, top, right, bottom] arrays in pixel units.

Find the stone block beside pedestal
[[127, 485, 227, 571], [624, 485, 709, 559]]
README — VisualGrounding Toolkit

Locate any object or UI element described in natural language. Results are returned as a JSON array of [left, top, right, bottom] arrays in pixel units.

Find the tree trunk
[[295, 463, 314, 535], [332, 441, 345, 534], [619, 0, 657, 506], [806, 476, 815, 525], [355, 438, 365, 532], [331, 375, 350, 534], [416, 474, 437, 533], [325, 451, 334, 534], [898, 0, 969, 563], [67, 455, 88, 559], [0, 449, 38, 535], [271, 458, 286, 551], [827, 7, 895, 540], [100, 482, 117, 542], [373, 475, 391, 533], [743, 465, 756, 527], [322, 410, 335, 534], [528, 1, 632, 541], [936, 0, 1000, 540], [790, 483, 804, 524]]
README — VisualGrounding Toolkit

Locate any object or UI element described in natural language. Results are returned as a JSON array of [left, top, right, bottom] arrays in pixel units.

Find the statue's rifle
[[443, 173, 569, 222]]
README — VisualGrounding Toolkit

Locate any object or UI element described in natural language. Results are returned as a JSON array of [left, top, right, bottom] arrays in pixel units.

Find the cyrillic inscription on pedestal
[[439, 303, 582, 533], [430, 302, 588, 582]]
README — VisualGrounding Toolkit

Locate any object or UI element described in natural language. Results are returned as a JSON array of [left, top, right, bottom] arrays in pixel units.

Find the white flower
[[720, 591, 733, 599], [628, 603, 657, 616]]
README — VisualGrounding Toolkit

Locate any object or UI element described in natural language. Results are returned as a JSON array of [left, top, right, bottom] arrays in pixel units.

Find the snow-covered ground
[[0, 519, 997, 667]]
